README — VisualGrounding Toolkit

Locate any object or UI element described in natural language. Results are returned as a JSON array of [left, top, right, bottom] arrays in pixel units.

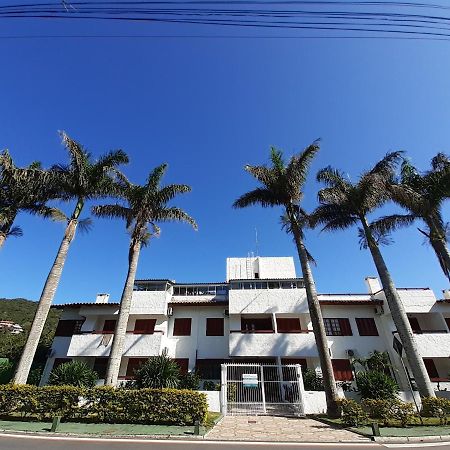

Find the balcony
[[229, 331, 318, 357], [412, 332, 450, 358], [67, 332, 163, 358]]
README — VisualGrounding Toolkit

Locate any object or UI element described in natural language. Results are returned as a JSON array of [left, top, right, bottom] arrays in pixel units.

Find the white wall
[[200, 390, 221, 412], [226, 257, 296, 281]]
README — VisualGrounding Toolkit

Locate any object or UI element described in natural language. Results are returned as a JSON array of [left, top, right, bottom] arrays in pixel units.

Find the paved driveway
[[206, 416, 368, 442]]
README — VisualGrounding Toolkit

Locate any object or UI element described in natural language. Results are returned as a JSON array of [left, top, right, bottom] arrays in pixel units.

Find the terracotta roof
[[52, 302, 120, 309]]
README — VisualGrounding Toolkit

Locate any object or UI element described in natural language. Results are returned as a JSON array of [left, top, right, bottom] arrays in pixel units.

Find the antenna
[[255, 227, 259, 256]]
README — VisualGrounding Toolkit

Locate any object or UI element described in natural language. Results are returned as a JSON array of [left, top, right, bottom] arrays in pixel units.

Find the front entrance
[[221, 363, 304, 416]]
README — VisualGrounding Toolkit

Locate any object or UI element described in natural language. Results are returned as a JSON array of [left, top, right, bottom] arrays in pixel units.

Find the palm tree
[[13, 133, 128, 384], [0, 151, 56, 248], [371, 153, 450, 281], [233, 143, 340, 418], [313, 152, 435, 398], [92, 164, 197, 386]]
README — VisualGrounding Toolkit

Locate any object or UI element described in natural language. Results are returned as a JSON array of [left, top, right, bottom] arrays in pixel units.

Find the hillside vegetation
[[0, 298, 61, 364]]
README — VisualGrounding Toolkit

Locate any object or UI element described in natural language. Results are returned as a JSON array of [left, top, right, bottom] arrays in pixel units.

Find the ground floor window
[[196, 359, 229, 379], [173, 358, 189, 374], [93, 357, 108, 378], [126, 358, 147, 377], [423, 358, 439, 379], [332, 359, 354, 381]]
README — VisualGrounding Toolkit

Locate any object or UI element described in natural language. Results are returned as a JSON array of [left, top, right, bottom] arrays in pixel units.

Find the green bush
[[338, 399, 368, 427], [0, 384, 208, 425], [303, 369, 324, 391], [179, 371, 200, 390], [134, 353, 180, 389], [203, 380, 216, 391], [422, 397, 450, 424], [362, 398, 416, 427], [356, 370, 398, 399], [49, 361, 97, 388], [0, 360, 14, 385], [391, 401, 415, 427]]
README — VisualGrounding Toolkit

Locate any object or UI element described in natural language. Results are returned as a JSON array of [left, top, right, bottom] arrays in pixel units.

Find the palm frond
[[92, 204, 133, 222], [370, 214, 416, 236], [358, 227, 393, 250], [244, 165, 276, 187], [431, 152, 450, 171], [155, 207, 198, 230], [369, 151, 403, 177], [270, 147, 285, 172], [286, 141, 320, 195], [233, 188, 282, 209], [316, 166, 349, 187], [77, 217, 93, 234], [157, 184, 192, 204], [146, 164, 168, 191], [59, 131, 89, 187], [6, 225, 23, 238]]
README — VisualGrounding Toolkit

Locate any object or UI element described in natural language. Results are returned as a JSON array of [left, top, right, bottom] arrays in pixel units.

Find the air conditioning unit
[[167, 307, 173, 316], [374, 305, 384, 315], [223, 309, 229, 316], [346, 349, 356, 358]]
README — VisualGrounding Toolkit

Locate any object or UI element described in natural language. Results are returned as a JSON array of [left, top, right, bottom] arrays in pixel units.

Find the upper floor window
[[355, 318, 379, 336], [230, 280, 304, 290], [173, 318, 192, 336], [206, 318, 224, 336], [134, 319, 156, 334], [324, 318, 352, 336], [408, 316, 422, 333], [276, 318, 302, 333], [54, 319, 84, 337], [173, 285, 229, 296], [102, 319, 116, 334], [241, 317, 273, 333], [134, 283, 166, 291]]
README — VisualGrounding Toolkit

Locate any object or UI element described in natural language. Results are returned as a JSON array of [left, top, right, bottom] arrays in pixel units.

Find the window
[[324, 318, 352, 336], [173, 318, 192, 336], [332, 359, 354, 381], [126, 358, 147, 377], [54, 319, 84, 337], [408, 317, 422, 333], [93, 358, 108, 378], [134, 319, 156, 334], [206, 318, 224, 336], [423, 358, 439, 379], [241, 317, 273, 332], [196, 359, 227, 379], [134, 283, 166, 291], [174, 358, 189, 374], [276, 318, 302, 333], [102, 320, 116, 333], [355, 318, 379, 336]]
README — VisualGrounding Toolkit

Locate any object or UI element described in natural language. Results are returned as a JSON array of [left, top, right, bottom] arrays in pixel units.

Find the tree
[[313, 152, 435, 398], [0, 151, 56, 248], [13, 133, 128, 384], [232, 143, 340, 417], [92, 164, 197, 386], [372, 153, 450, 281], [133, 351, 181, 389]]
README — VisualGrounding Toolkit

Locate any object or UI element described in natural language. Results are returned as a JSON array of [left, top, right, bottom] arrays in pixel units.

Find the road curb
[[373, 435, 450, 444]]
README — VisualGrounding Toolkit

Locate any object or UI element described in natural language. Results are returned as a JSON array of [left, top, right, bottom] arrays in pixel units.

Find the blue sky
[[1, 6, 450, 304]]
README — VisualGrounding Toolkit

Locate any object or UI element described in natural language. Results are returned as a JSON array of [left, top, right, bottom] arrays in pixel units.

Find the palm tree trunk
[[13, 203, 82, 384], [0, 215, 15, 248], [360, 216, 435, 398], [105, 239, 142, 386], [288, 211, 340, 417], [0, 233, 6, 248], [425, 217, 450, 281]]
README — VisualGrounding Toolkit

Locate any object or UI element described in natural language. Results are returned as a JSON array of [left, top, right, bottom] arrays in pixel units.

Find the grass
[[0, 412, 222, 437]]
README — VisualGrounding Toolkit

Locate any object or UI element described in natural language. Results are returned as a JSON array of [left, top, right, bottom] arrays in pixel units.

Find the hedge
[[0, 385, 208, 425]]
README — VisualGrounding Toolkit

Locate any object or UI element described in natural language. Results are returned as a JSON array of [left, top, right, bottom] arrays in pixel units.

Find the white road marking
[[0, 433, 377, 446], [385, 443, 450, 448]]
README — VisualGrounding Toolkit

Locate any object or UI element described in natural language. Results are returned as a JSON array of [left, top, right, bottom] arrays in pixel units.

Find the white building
[[43, 256, 450, 394]]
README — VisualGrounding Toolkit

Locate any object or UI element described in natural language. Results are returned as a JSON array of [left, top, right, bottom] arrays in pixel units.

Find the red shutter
[[408, 317, 421, 333], [339, 319, 353, 336], [206, 318, 224, 336], [174, 358, 189, 374], [173, 318, 192, 336], [355, 318, 379, 336], [332, 359, 354, 381], [55, 320, 84, 337], [276, 318, 302, 333], [423, 358, 439, 379], [102, 320, 117, 333], [134, 319, 156, 334]]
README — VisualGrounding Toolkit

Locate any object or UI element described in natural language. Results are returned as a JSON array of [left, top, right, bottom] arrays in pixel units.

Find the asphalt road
[[0, 434, 449, 450]]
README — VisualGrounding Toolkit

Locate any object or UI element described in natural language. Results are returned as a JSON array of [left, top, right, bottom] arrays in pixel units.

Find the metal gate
[[221, 363, 305, 417]]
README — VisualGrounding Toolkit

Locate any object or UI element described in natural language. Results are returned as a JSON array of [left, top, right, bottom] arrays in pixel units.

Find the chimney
[[443, 289, 450, 300], [365, 277, 382, 294], [95, 293, 110, 304]]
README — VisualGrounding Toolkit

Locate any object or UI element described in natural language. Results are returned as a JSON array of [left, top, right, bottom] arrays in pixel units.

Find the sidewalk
[[205, 416, 369, 442]]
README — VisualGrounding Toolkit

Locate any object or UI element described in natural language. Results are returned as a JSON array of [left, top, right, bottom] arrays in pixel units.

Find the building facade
[[43, 256, 450, 393]]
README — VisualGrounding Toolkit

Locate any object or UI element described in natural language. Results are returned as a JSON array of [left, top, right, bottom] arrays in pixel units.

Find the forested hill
[[0, 298, 61, 363]]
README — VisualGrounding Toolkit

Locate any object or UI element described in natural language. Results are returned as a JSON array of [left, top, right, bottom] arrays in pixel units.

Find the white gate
[[221, 363, 305, 417]]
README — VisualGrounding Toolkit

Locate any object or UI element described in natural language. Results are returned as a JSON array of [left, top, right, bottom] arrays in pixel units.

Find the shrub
[[179, 371, 200, 390], [391, 401, 415, 427], [339, 399, 368, 427], [362, 398, 416, 427], [134, 353, 180, 389], [203, 380, 216, 391], [0, 385, 208, 425], [356, 370, 398, 399], [303, 369, 324, 391], [49, 361, 97, 388], [0, 360, 14, 385], [422, 397, 450, 424], [27, 367, 43, 386]]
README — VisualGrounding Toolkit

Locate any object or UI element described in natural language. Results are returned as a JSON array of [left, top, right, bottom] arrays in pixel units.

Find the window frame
[[206, 318, 224, 336], [355, 318, 379, 336], [173, 318, 192, 336]]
